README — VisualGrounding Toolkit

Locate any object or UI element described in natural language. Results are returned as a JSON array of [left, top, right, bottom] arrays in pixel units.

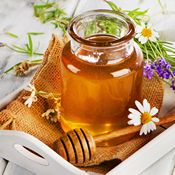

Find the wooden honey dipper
[[54, 115, 175, 164]]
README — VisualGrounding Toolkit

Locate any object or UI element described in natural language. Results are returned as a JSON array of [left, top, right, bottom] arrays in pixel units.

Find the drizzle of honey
[[61, 35, 143, 136]]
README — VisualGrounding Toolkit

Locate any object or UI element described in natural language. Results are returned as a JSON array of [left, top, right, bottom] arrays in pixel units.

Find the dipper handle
[[94, 114, 175, 143], [54, 115, 175, 164]]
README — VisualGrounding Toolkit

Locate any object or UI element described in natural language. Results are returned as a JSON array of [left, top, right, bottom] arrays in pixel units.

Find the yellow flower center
[[141, 112, 152, 124], [141, 28, 152, 38]]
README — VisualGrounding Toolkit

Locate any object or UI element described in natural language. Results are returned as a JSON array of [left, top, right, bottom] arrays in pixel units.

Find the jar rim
[[68, 9, 136, 47]]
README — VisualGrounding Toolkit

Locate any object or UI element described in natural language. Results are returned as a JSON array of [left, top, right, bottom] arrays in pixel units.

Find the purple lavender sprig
[[144, 58, 175, 91], [143, 64, 154, 79]]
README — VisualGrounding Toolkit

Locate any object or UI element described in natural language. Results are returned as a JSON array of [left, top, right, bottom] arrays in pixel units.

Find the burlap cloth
[[0, 35, 164, 174]]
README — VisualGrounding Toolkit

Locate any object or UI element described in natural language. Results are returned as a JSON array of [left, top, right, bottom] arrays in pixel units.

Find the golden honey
[[60, 10, 143, 136]]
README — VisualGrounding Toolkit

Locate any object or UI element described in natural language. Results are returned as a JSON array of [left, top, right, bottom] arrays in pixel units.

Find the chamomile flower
[[23, 83, 38, 107], [135, 23, 159, 44], [42, 108, 61, 123], [128, 99, 159, 135]]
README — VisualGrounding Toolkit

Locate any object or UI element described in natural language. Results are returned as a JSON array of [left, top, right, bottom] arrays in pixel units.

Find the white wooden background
[[0, 0, 175, 174]]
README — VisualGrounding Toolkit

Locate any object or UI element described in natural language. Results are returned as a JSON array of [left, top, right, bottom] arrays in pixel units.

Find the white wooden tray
[[0, 124, 175, 175]]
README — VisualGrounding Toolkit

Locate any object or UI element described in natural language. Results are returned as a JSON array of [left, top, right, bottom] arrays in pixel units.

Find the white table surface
[[0, 0, 175, 174]]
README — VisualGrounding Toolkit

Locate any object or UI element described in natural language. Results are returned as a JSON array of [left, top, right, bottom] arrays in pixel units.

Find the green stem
[[148, 41, 157, 59], [152, 42, 164, 58], [157, 43, 165, 57], [3, 63, 21, 74], [6, 45, 28, 54], [30, 59, 42, 63], [33, 52, 43, 56], [3, 59, 42, 75], [144, 44, 149, 60]]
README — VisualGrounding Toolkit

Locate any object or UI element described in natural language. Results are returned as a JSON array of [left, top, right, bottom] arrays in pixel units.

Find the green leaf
[[104, 1, 122, 12], [33, 52, 43, 56], [25, 44, 30, 53], [33, 1, 71, 34], [3, 59, 42, 75], [5, 32, 18, 38], [30, 59, 43, 64], [11, 44, 27, 52], [5, 32, 43, 57], [6, 45, 28, 54], [105, 1, 148, 25], [3, 62, 21, 74], [33, 3, 55, 17], [27, 33, 33, 55], [28, 32, 44, 35]]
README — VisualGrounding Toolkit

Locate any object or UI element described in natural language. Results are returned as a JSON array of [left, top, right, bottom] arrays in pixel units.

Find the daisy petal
[[149, 36, 157, 42], [128, 113, 141, 120], [128, 113, 141, 126], [152, 117, 159, 123], [147, 23, 152, 28], [136, 26, 142, 33], [134, 119, 142, 126], [144, 125, 149, 135], [24, 98, 32, 108], [140, 121, 157, 136], [135, 33, 141, 38], [140, 22, 146, 28], [153, 31, 159, 38], [128, 120, 135, 125], [128, 108, 141, 116], [150, 121, 156, 131], [139, 36, 148, 44], [135, 100, 145, 113], [140, 124, 147, 135], [143, 99, 150, 112], [150, 107, 159, 116], [128, 113, 136, 119], [128, 118, 141, 126], [146, 123, 151, 133]]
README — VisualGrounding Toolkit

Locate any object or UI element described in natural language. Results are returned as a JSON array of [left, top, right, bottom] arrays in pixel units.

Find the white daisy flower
[[135, 23, 159, 44], [23, 83, 38, 108], [128, 99, 159, 135]]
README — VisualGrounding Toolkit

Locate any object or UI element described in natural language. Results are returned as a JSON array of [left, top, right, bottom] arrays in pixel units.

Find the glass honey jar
[[60, 10, 144, 136]]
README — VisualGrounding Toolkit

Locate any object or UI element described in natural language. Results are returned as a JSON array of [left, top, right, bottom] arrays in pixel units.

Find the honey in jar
[[60, 10, 144, 136]]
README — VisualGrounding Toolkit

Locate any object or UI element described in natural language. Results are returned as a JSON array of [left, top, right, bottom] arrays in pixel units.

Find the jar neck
[[70, 37, 134, 65], [68, 10, 135, 65]]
